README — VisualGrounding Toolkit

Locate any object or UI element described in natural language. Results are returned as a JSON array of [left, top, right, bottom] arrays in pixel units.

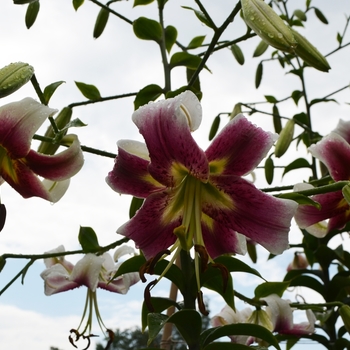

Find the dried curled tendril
[[69, 328, 114, 350]]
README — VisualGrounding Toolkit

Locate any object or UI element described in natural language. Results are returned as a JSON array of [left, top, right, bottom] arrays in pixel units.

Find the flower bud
[[241, 0, 297, 53], [230, 103, 242, 120], [291, 29, 331, 72], [274, 119, 295, 158], [339, 305, 350, 333], [287, 253, 308, 271], [0, 62, 34, 98]]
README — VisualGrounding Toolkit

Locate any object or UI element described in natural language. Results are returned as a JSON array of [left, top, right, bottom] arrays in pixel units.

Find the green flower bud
[[274, 119, 295, 158], [339, 305, 350, 334], [230, 103, 242, 120], [291, 29, 331, 72], [241, 0, 297, 53], [37, 107, 72, 155], [0, 62, 34, 98]]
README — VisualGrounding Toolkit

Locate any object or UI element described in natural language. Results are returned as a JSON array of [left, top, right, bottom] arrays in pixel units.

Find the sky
[[0, 0, 350, 349]]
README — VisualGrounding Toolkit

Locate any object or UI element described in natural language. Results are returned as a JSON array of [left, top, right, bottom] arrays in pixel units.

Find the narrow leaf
[[129, 196, 144, 218], [93, 8, 110, 39], [278, 193, 321, 209], [209, 115, 220, 141], [253, 40, 269, 57], [255, 62, 263, 88], [164, 25, 177, 53], [78, 226, 100, 252], [133, 0, 155, 6], [43, 81, 65, 105], [265, 95, 278, 103], [283, 158, 311, 177], [170, 52, 202, 69], [25, 1, 40, 29], [134, 84, 163, 110], [231, 44, 245, 65], [265, 157, 274, 184], [188, 35, 206, 49], [133, 17, 162, 42], [147, 313, 168, 345], [73, 0, 84, 11], [254, 281, 290, 298], [182, 6, 214, 29], [272, 105, 282, 133], [314, 8, 328, 24]]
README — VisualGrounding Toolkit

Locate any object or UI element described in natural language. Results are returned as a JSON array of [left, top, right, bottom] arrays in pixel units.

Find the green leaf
[[25, 1, 40, 29], [43, 81, 65, 105], [78, 226, 100, 252], [133, 17, 162, 42], [293, 9, 307, 21], [264, 95, 277, 103], [288, 275, 325, 297], [265, 157, 274, 184], [310, 98, 337, 106], [134, 84, 163, 110], [182, 6, 214, 29], [209, 115, 220, 141], [133, 0, 155, 6], [314, 8, 328, 24], [278, 193, 321, 209], [188, 35, 206, 49], [147, 313, 168, 345], [187, 68, 201, 94], [255, 62, 263, 88], [73, 0, 84, 11], [291, 90, 303, 105], [170, 52, 202, 69], [129, 196, 144, 218], [282, 158, 311, 177], [93, 8, 110, 39], [201, 324, 281, 350], [75, 81, 101, 100], [231, 44, 245, 65], [13, 0, 37, 3], [164, 25, 177, 53], [166, 86, 202, 101], [142, 297, 179, 331], [254, 281, 290, 299], [113, 255, 146, 277], [204, 343, 252, 350], [167, 310, 202, 347], [337, 32, 343, 45]]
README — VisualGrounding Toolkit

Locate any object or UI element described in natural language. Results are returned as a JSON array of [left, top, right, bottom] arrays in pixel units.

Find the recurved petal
[[40, 264, 79, 296], [203, 176, 297, 255], [206, 114, 277, 176], [43, 245, 75, 271], [132, 91, 208, 187], [70, 254, 105, 292], [24, 134, 84, 181], [106, 140, 164, 198], [99, 271, 140, 294], [333, 119, 350, 144], [117, 191, 181, 259], [309, 132, 350, 181], [201, 214, 247, 258], [294, 191, 346, 232], [0, 98, 57, 158]]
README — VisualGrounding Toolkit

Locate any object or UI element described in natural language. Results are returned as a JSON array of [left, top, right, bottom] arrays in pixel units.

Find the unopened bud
[[230, 103, 242, 120], [0, 62, 34, 98], [274, 119, 295, 158], [241, 0, 297, 53], [287, 253, 308, 271], [37, 107, 72, 155], [339, 305, 350, 333], [291, 29, 331, 72]]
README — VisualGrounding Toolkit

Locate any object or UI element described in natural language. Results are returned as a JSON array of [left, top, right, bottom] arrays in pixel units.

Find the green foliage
[[93, 8, 110, 39], [43, 81, 65, 105], [133, 17, 162, 42], [231, 44, 245, 65], [75, 81, 101, 100], [134, 84, 163, 110], [78, 226, 101, 252], [25, 0, 39, 29]]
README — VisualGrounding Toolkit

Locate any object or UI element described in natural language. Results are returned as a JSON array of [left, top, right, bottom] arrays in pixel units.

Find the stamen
[[144, 279, 158, 312], [197, 290, 209, 316], [139, 249, 171, 282], [211, 262, 229, 292]]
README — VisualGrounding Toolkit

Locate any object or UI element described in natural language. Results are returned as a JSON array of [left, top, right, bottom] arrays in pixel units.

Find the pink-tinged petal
[[40, 264, 79, 296], [99, 271, 140, 294], [294, 191, 346, 231], [117, 191, 181, 259], [333, 119, 350, 144], [132, 91, 208, 187], [203, 176, 297, 255], [24, 134, 84, 181], [201, 215, 247, 258], [0, 98, 57, 158], [70, 254, 105, 292], [327, 211, 350, 232], [309, 132, 350, 181], [43, 245, 74, 271], [113, 245, 136, 261], [206, 114, 277, 176], [106, 140, 164, 198]]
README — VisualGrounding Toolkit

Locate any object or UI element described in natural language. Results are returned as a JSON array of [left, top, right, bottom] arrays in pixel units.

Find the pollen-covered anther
[[139, 249, 171, 282], [194, 244, 209, 273], [211, 262, 229, 292]]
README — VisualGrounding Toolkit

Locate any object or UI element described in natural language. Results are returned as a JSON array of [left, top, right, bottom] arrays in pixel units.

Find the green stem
[[68, 92, 137, 108], [89, 0, 133, 24], [179, 249, 196, 310]]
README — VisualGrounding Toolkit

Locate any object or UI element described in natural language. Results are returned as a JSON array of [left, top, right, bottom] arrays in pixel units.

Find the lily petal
[[0, 98, 56, 158], [43, 245, 74, 271], [117, 191, 181, 259], [206, 114, 277, 176], [333, 119, 350, 144], [24, 135, 84, 181], [294, 191, 346, 232], [106, 140, 164, 198], [203, 176, 297, 255], [201, 215, 247, 258], [132, 91, 208, 186], [70, 254, 105, 292], [309, 132, 350, 181]]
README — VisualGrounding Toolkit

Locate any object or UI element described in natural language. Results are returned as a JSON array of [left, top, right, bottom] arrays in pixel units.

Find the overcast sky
[[0, 0, 350, 349]]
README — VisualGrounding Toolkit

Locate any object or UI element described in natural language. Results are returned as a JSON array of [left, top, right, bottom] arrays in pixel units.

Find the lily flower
[[0, 98, 84, 202], [40, 245, 140, 347], [106, 91, 297, 262], [294, 129, 350, 237], [211, 294, 315, 345]]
